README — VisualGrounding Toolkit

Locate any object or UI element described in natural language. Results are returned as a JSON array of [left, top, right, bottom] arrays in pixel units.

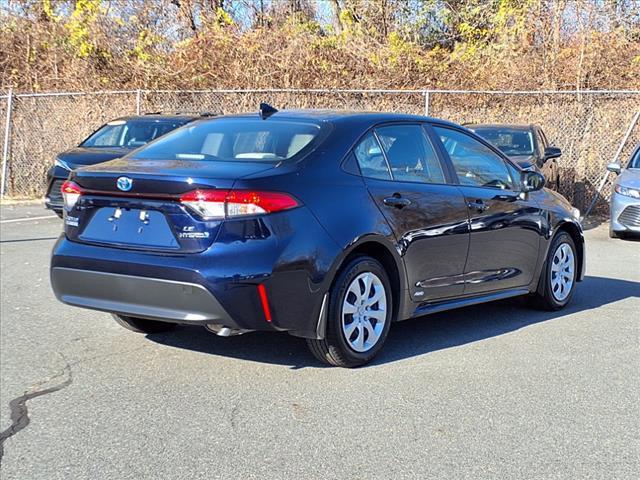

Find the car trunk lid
[[64, 159, 276, 253]]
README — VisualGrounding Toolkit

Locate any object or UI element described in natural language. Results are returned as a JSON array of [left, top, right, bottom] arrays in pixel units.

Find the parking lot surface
[[1, 204, 638, 479]]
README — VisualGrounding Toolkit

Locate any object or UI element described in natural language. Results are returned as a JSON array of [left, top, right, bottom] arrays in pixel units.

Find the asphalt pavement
[[1, 204, 638, 479]]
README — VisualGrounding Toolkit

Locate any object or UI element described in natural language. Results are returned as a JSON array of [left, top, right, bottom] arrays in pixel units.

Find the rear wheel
[[307, 256, 392, 368], [530, 232, 577, 310], [112, 314, 176, 334]]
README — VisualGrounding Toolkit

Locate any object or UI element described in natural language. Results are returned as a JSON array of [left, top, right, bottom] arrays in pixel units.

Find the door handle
[[383, 196, 412, 209], [493, 193, 517, 202], [467, 200, 488, 212]]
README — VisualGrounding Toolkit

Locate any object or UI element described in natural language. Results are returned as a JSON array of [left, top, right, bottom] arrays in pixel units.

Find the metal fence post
[[1, 88, 14, 199], [136, 89, 142, 115], [423, 90, 430, 116]]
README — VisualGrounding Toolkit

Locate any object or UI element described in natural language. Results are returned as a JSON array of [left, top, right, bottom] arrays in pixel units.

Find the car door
[[353, 124, 470, 302], [431, 125, 542, 295]]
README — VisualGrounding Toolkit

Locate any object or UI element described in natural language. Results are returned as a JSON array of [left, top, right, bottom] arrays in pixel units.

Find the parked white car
[[607, 145, 640, 238]]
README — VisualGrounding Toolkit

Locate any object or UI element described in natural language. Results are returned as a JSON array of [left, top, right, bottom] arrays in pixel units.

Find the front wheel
[[112, 314, 176, 334], [307, 256, 393, 368], [530, 232, 577, 310]]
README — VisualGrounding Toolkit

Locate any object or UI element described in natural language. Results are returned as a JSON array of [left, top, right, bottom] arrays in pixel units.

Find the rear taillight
[[179, 190, 227, 219], [179, 189, 300, 220], [61, 180, 82, 210]]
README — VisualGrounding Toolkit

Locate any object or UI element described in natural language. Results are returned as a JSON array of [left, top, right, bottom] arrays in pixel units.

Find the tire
[[306, 256, 393, 368], [112, 314, 177, 334], [530, 232, 577, 310]]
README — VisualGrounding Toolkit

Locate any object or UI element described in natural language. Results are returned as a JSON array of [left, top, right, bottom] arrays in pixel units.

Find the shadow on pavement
[[146, 275, 639, 368]]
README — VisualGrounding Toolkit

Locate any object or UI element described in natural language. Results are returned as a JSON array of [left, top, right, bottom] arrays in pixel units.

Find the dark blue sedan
[[50, 107, 585, 367]]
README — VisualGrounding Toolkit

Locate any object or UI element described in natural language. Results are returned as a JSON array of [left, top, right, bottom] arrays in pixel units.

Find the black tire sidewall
[[325, 256, 393, 365]]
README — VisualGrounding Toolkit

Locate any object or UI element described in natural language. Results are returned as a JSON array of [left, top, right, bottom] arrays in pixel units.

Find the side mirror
[[522, 170, 545, 192], [606, 163, 621, 175], [544, 146, 562, 161]]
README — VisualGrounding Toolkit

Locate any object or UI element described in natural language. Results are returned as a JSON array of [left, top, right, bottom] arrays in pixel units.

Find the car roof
[[465, 123, 534, 131], [208, 109, 461, 129], [114, 114, 202, 122]]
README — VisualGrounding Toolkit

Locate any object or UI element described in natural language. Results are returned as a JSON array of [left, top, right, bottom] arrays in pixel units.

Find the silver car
[[607, 145, 640, 238]]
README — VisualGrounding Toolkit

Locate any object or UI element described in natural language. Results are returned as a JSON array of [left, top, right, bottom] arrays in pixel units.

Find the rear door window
[[353, 132, 391, 180], [374, 124, 446, 184]]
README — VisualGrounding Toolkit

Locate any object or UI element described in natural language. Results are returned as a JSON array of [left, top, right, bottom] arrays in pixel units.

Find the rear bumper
[[51, 267, 237, 326], [50, 205, 343, 338]]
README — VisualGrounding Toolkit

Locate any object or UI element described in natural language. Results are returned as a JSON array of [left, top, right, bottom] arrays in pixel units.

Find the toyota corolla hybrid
[[51, 106, 585, 367]]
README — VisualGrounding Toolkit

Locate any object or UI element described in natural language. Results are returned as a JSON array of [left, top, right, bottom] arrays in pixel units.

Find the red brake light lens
[[179, 189, 300, 219], [225, 190, 300, 217], [61, 180, 82, 210]]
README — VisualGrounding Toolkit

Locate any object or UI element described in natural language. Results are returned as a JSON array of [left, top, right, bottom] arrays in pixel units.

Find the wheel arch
[[327, 236, 408, 328]]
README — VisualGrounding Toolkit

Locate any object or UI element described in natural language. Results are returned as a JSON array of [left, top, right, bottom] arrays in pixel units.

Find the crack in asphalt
[[0, 344, 151, 466], [0, 360, 73, 466], [230, 400, 240, 431]]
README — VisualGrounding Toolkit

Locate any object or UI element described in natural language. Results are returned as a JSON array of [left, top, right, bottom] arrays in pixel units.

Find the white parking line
[[0, 215, 58, 224]]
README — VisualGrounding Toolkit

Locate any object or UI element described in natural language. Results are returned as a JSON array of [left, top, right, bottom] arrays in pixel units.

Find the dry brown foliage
[[1, 0, 639, 92]]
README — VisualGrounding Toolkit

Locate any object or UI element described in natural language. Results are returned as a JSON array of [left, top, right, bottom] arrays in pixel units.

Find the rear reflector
[[180, 189, 300, 220], [257, 284, 272, 322], [61, 180, 82, 210]]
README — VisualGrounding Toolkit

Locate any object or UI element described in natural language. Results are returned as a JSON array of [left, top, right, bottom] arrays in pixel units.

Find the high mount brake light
[[179, 189, 300, 220], [61, 180, 82, 210]]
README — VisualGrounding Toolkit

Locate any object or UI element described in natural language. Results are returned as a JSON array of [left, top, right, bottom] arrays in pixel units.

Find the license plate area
[[80, 207, 180, 249]]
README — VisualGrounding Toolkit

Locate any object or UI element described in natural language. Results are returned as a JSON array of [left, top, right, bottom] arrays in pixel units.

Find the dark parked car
[[45, 114, 201, 216], [465, 124, 562, 191], [51, 108, 585, 367]]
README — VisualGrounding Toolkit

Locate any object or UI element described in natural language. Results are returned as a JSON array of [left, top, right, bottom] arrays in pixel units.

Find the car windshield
[[629, 148, 640, 169], [131, 118, 322, 162], [81, 119, 188, 148], [473, 127, 534, 156]]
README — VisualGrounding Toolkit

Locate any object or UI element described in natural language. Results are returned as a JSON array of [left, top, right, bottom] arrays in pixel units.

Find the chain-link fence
[[1, 88, 639, 213]]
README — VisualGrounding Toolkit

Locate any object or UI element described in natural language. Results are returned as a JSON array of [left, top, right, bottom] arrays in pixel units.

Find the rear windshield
[[81, 120, 188, 148], [473, 128, 534, 156], [130, 119, 322, 162]]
